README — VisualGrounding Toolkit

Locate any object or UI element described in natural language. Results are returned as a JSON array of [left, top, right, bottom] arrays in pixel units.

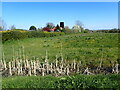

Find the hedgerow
[[1, 30, 65, 43]]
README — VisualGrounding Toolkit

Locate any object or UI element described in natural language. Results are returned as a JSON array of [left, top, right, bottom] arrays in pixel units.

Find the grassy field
[[2, 74, 120, 88], [1, 33, 119, 88], [3, 33, 118, 67]]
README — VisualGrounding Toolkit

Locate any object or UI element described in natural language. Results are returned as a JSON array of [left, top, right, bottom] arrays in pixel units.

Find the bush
[[83, 30, 88, 33], [63, 29, 73, 34], [109, 29, 119, 33], [2, 30, 28, 43], [28, 31, 42, 38], [2, 30, 65, 43], [29, 26, 37, 31]]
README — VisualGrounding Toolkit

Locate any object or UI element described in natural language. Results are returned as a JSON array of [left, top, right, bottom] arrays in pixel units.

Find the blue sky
[[1, 0, 119, 2], [2, 2, 118, 30]]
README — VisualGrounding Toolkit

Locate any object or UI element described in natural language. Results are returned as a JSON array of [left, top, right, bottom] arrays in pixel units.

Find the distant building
[[72, 25, 82, 32], [43, 22, 64, 32]]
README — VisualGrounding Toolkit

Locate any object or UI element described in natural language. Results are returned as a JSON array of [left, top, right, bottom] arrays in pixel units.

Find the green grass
[[2, 33, 119, 88], [3, 33, 118, 67], [2, 74, 120, 88]]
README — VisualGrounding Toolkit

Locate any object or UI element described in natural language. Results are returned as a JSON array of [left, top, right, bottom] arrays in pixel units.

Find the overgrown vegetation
[[2, 33, 118, 67]]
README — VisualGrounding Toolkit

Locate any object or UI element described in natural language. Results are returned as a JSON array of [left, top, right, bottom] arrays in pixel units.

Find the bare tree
[[10, 25, 16, 30], [0, 17, 7, 30], [0, 26, 2, 30], [0, 17, 3, 30], [64, 26, 69, 29], [46, 22, 54, 29], [75, 20, 84, 27]]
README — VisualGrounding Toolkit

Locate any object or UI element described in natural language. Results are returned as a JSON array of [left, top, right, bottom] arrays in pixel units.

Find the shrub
[[83, 30, 88, 33], [29, 26, 37, 31], [2, 30, 28, 43], [2, 30, 65, 43], [63, 29, 73, 34]]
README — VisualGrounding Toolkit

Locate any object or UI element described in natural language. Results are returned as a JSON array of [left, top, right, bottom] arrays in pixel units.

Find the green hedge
[[1, 30, 65, 43], [28, 31, 65, 38], [2, 30, 28, 42]]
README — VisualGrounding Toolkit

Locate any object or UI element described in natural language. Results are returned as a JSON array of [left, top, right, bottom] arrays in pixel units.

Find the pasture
[[1, 32, 120, 88], [2, 33, 118, 67]]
